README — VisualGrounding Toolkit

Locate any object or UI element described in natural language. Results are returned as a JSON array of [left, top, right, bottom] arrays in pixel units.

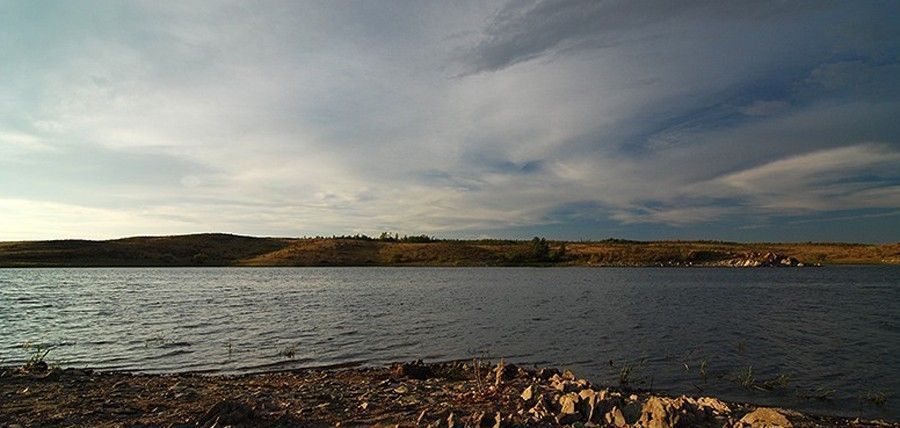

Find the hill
[[0, 234, 897, 267]]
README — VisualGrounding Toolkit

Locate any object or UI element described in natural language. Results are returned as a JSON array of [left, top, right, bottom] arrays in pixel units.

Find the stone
[[695, 397, 731, 415], [559, 392, 579, 414], [528, 395, 551, 421], [739, 408, 793, 427], [577, 389, 598, 421], [605, 406, 627, 427], [638, 396, 698, 428], [537, 367, 560, 380], [621, 399, 644, 424], [520, 385, 536, 401], [556, 392, 581, 424]]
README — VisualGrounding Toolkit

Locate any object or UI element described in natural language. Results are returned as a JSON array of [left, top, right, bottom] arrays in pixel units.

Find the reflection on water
[[1, 266, 897, 419]]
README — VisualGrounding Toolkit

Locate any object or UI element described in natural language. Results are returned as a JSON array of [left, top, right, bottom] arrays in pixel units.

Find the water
[[1, 267, 897, 420]]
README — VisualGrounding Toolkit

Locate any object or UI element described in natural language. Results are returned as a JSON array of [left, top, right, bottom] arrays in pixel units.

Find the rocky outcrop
[[715, 251, 804, 267]]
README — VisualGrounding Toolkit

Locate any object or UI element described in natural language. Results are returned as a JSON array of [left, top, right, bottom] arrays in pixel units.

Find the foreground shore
[[1, 361, 895, 427]]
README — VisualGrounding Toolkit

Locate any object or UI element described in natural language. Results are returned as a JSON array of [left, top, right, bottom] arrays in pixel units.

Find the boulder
[[638, 396, 706, 428], [739, 408, 793, 427], [556, 392, 581, 424]]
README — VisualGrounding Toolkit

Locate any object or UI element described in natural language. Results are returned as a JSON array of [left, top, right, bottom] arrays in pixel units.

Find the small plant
[[224, 341, 234, 358], [861, 390, 888, 407], [728, 365, 755, 389], [278, 345, 299, 359], [145, 334, 168, 348], [619, 359, 645, 388], [799, 387, 836, 401], [21, 342, 52, 373], [759, 373, 792, 390]]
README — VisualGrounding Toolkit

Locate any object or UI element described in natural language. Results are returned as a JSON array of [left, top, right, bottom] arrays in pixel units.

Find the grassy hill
[[0, 234, 897, 267]]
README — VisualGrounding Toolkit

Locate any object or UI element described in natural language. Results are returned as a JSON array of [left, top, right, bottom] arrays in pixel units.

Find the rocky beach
[[1, 361, 895, 427]]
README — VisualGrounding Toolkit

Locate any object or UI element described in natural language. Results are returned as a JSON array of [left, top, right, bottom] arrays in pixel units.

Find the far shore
[[1, 233, 897, 268], [2, 361, 896, 427]]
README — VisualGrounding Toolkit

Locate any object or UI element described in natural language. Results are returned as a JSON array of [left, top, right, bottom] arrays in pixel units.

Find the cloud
[[709, 143, 900, 212], [0, 1, 898, 241], [460, 0, 834, 74], [739, 100, 791, 117]]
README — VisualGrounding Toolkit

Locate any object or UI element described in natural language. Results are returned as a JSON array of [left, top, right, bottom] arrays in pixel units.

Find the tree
[[530, 237, 550, 260]]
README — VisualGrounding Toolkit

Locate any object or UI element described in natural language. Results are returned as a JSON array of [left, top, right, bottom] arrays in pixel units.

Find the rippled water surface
[[1, 267, 898, 419]]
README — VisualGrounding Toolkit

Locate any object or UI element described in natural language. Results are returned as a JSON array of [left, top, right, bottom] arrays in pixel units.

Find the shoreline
[[1, 361, 895, 427], [2, 234, 897, 268]]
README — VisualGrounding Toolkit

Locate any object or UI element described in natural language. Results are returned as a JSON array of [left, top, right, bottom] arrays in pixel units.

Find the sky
[[1, 1, 899, 242]]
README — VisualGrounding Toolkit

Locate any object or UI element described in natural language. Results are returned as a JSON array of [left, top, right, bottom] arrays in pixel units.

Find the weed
[[278, 344, 299, 359], [619, 359, 645, 389], [728, 365, 755, 389], [21, 342, 52, 373], [798, 387, 836, 401], [144, 334, 168, 348], [861, 390, 888, 407], [698, 359, 709, 382], [619, 362, 633, 387], [759, 373, 792, 391]]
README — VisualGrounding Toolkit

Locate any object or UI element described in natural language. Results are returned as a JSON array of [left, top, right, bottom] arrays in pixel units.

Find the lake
[[1, 266, 897, 420]]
